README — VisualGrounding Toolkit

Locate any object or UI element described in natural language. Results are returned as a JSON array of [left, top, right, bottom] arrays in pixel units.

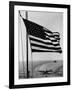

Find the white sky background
[[20, 10, 63, 61]]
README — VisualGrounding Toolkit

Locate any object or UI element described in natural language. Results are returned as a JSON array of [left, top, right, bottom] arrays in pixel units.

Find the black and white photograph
[[9, 1, 70, 88], [18, 10, 63, 79]]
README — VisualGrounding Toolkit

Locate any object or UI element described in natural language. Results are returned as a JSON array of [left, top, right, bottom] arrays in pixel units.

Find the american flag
[[23, 18, 62, 53]]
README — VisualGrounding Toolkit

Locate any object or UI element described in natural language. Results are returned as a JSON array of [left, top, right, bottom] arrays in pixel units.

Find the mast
[[25, 11, 29, 78], [26, 11, 33, 78]]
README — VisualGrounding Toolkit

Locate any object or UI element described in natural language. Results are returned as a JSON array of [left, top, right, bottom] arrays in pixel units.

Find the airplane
[[38, 69, 54, 75]]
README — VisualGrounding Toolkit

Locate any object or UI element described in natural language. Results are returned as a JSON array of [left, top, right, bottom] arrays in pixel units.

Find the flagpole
[[26, 11, 34, 78], [25, 11, 29, 78], [29, 40, 33, 78]]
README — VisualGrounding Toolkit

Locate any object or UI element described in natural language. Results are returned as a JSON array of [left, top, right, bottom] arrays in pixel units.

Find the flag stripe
[[45, 31, 53, 37], [32, 46, 61, 51], [29, 35, 51, 43], [29, 35, 59, 44], [30, 37, 59, 46], [30, 37, 60, 46], [30, 40, 60, 48], [32, 49, 62, 53], [45, 31, 60, 39], [31, 43, 61, 50], [46, 36, 58, 42]]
